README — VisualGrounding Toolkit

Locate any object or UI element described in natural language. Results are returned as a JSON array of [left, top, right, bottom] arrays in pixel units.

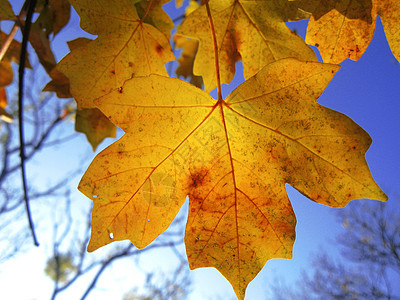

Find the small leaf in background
[[174, 35, 203, 88], [78, 59, 386, 299], [75, 108, 117, 151], [0, 0, 15, 20], [0, 31, 31, 87], [135, 0, 174, 39], [44, 253, 77, 283], [0, 87, 12, 123], [35, 0, 71, 36], [0, 60, 13, 87], [298, 0, 376, 63], [43, 68, 71, 98], [175, 0, 184, 8], [29, 22, 57, 73], [293, 0, 399, 63]]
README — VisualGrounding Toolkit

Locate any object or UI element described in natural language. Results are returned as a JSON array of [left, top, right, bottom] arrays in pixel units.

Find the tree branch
[[18, 0, 39, 246]]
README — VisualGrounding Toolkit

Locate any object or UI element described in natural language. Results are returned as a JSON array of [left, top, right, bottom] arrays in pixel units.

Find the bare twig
[[0, 1, 28, 61], [18, 0, 39, 246], [0, 26, 19, 61]]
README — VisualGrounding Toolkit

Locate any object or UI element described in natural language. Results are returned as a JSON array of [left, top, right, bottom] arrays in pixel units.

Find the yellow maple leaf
[[177, 0, 317, 92], [293, 0, 400, 63], [57, 0, 174, 109], [78, 58, 386, 299]]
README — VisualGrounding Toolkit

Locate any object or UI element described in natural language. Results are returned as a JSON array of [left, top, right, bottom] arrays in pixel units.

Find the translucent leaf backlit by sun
[[293, 0, 400, 63], [78, 58, 386, 299], [57, 0, 174, 109], [177, 0, 317, 92]]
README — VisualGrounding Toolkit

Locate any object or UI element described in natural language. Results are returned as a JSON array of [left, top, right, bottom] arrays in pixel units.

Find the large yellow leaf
[[294, 0, 400, 63], [78, 58, 386, 299], [177, 0, 317, 92], [57, 0, 174, 109]]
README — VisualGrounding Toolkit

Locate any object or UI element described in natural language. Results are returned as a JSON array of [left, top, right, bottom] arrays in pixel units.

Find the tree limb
[[18, 0, 39, 246]]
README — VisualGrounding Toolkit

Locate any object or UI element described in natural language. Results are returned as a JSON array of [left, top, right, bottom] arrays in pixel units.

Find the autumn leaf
[[75, 108, 117, 151], [377, 0, 400, 61], [0, 87, 12, 123], [0, 31, 31, 87], [45, 253, 77, 283], [176, 0, 184, 8], [44, 38, 92, 98], [35, 0, 71, 36], [57, 0, 174, 109], [177, 0, 317, 92], [293, 0, 399, 63], [0, 59, 13, 87], [174, 35, 203, 88], [78, 58, 386, 299], [29, 22, 57, 73], [135, 0, 174, 39], [43, 68, 71, 98], [0, 0, 15, 21]]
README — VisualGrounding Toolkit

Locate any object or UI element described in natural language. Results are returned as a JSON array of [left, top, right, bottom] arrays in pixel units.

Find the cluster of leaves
[[1, 0, 397, 298]]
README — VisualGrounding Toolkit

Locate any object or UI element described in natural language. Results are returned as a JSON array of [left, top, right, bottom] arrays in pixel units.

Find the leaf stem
[[18, 0, 39, 247], [0, 2, 28, 61], [205, 1, 223, 102], [0, 26, 19, 61]]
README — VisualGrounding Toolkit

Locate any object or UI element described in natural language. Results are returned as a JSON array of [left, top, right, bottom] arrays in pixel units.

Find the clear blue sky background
[[0, 1, 399, 299]]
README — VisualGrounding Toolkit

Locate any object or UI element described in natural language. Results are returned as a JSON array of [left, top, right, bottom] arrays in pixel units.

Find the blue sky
[[1, 1, 399, 299]]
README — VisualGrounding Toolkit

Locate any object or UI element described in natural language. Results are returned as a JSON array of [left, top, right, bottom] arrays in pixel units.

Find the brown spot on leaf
[[188, 167, 210, 189], [155, 44, 163, 55]]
